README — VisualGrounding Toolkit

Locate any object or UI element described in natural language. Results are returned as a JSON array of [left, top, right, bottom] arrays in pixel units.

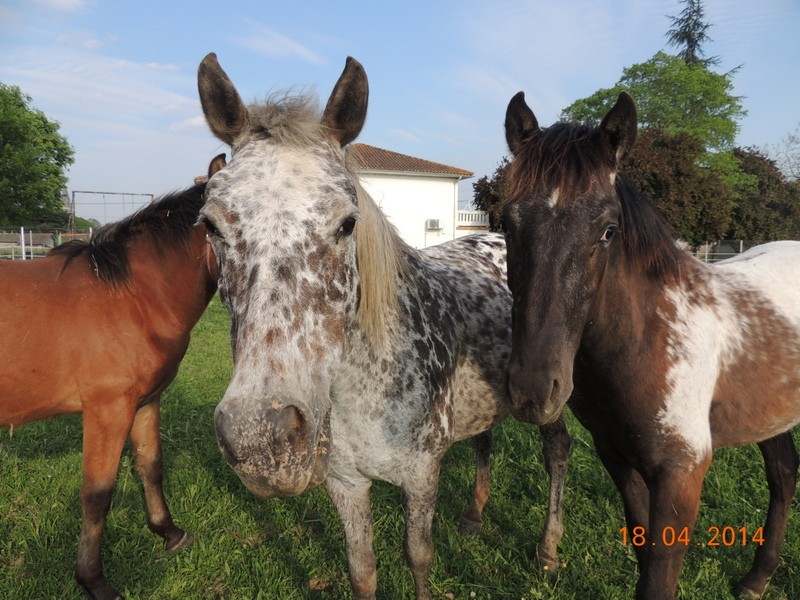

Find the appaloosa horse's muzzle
[[214, 396, 331, 498]]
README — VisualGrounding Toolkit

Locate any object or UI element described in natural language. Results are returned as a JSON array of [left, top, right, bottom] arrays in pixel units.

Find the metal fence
[[694, 240, 759, 263], [0, 227, 92, 260]]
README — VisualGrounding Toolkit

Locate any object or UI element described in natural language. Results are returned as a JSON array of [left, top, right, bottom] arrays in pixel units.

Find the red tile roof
[[348, 143, 473, 178]]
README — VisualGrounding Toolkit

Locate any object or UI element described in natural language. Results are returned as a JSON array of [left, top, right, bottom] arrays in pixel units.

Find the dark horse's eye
[[600, 225, 618, 244], [337, 216, 357, 240]]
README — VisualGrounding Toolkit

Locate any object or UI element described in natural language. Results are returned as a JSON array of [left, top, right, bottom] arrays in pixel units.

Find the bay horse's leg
[[536, 414, 570, 571], [636, 455, 711, 600], [128, 398, 191, 550], [402, 461, 440, 600], [734, 432, 798, 599], [324, 477, 377, 600], [75, 403, 137, 600], [459, 430, 491, 534]]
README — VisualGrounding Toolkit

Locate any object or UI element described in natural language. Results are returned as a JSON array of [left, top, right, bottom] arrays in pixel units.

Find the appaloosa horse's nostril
[[266, 405, 305, 457], [214, 401, 309, 465], [214, 408, 243, 465]]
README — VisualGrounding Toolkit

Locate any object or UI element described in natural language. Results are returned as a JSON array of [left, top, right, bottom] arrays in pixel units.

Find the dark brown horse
[[0, 154, 225, 600], [502, 91, 800, 599]]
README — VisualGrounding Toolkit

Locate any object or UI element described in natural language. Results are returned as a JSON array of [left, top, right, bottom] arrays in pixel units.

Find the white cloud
[[169, 115, 208, 132], [31, 0, 90, 12], [387, 129, 419, 143], [55, 30, 106, 50], [233, 19, 325, 65]]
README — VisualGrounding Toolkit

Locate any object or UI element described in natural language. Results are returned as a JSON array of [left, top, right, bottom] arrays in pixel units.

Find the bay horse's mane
[[506, 121, 684, 281], [242, 91, 412, 346], [50, 183, 206, 286]]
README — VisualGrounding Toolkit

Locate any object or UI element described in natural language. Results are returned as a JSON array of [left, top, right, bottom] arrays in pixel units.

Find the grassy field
[[1, 296, 798, 599]]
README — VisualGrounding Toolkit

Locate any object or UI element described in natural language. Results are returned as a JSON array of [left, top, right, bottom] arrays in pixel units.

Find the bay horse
[[502, 90, 800, 599], [196, 53, 571, 600], [0, 154, 225, 600]]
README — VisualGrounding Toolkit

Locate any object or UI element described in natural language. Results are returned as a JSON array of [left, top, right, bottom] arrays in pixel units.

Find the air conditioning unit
[[425, 218, 441, 231]]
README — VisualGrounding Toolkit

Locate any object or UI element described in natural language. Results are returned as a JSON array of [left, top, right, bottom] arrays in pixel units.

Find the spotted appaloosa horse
[[196, 53, 571, 599], [0, 155, 225, 600], [502, 90, 800, 599]]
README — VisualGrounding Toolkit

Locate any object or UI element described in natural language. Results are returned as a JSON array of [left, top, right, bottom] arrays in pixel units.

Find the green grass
[[1, 296, 799, 599]]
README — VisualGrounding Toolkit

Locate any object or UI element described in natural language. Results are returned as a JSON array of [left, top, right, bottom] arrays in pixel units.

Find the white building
[[348, 144, 489, 249]]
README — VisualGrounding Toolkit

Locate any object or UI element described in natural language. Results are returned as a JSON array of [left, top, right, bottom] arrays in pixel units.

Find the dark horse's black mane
[[50, 183, 206, 285], [507, 120, 684, 282]]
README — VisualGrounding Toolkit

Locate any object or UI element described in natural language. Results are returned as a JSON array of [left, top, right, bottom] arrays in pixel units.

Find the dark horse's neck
[[578, 177, 692, 392]]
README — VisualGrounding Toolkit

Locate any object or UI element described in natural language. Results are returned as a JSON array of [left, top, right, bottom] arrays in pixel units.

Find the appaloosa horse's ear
[[322, 57, 368, 148], [599, 91, 637, 165], [198, 53, 249, 146], [505, 91, 540, 156]]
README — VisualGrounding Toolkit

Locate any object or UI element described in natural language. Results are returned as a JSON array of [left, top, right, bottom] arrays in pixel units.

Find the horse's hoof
[[733, 584, 763, 600], [167, 531, 194, 551], [77, 577, 124, 600], [535, 549, 561, 575], [458, 515, 482, 535]]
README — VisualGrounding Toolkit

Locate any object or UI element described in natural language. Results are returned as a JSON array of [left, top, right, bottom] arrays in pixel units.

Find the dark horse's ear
[[322, 57, 368, 148], [198, 53, 249, 146], [599, 92, 637, 165], [505, 91, 540, 156], [208, 153, 226, 178]]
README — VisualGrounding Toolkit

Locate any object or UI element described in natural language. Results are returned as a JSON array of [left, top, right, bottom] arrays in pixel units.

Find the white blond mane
[[347, 158, 411, 349]]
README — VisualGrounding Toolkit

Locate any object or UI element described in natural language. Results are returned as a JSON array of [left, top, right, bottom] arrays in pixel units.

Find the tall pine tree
[[666, 0, 719, 67]]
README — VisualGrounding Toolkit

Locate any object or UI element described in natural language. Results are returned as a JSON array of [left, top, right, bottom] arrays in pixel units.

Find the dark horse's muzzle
[[506, 352, 573, 426], [214, 396, 331, 498]]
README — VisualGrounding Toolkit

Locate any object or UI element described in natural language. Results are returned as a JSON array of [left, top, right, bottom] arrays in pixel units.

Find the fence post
[[20, 226, 26, 260]]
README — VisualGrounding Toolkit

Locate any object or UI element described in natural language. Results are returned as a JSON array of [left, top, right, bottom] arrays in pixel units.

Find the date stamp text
[[620, 526, 765, 547]]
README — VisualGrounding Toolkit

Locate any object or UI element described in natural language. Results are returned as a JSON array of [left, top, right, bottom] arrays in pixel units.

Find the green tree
[[623, 128, 734, 247], [471, 157, 509, 232], [666, 0, 719, 67], [0, 83, 74, 227], [560, 52, 745, 154], [727, 147, 800, 241]]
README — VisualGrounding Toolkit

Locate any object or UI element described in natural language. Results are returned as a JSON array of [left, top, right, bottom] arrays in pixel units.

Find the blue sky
[[1, 0, 798, 222]]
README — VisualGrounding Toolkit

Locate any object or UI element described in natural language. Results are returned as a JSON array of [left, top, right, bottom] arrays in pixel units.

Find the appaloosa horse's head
[[197, 54, 370, 497], [502, 91, 639, 425]]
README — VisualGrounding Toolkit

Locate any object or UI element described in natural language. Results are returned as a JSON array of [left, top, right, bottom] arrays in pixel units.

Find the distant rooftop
[[348, 143, 473, 179]]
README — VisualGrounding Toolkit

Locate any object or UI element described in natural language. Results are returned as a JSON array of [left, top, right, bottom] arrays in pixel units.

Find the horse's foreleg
[[594, 441, 650, 567], [636, 456, 710, 600], [76, 404, 136, 600], [734, 433, 798, 599], [129, 398, 191, 550], [325, 477, 377, 600], [459, 430, 491, 534], [534, 414, 570, 571], [402, 464, 440, 600]]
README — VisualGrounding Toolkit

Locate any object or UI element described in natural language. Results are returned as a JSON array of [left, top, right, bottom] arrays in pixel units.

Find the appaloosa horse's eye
[[202, 217, 222, 241], [337, 216, 357, 239]]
